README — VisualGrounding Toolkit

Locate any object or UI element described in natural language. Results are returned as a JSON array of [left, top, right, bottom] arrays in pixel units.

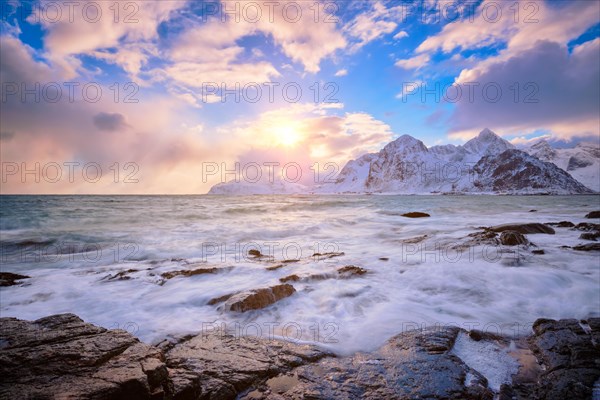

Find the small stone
[[401, 212, 430, 218]]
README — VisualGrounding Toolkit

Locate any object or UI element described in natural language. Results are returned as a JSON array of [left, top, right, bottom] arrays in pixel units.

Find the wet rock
[[585, 211, 600, 218], [528, 318, 600, 400], [500, 231, 528, 246], [248, 249, 262, 257], [573, 222, 600, 232], [547, 221, 575, 228], [223, 284, 296, 312], [379, 257, 389, 261], [529, 210, 537, 212], [281, 259, 300, 263], [401, 212, 430, 218], [251, 326, 493, 400], [457, 230, 499, 249], [579, 232, 600, 241], [164, 330, 331, 400], [207, 292, 235, 305], [265, 264, 284, 271], [491, 223, 555, 235], [161, 266, 232, 280], [337, 265, 368, 278], [0, 314, 171, 399], [402, 234, 428, 244], [280, 266, 367, 283], [572, 243, 600, 251], [0, 272, 30, 287], [103, 268, 139, 281], [312, 252, 345, 259], [532, 249, 545, 255], [279, 274, 301, 283]]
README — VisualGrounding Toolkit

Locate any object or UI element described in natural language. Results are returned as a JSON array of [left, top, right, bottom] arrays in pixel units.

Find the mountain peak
[[464, 129, 514, 156], [384, 134, 427, 152], [478, 128, 499, 140]]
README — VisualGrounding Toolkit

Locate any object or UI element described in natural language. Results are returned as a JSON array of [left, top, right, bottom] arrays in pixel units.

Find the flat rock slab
[[491, 223, 555, 235], [0, 313, 170, 399], [163, 332, 331, 399]]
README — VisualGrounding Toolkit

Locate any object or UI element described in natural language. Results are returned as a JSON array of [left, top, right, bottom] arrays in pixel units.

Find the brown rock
[[491, 223, 555, 235], [401, 212, 431, 218], [500, 231, 528, 246], [585, 211, 600, 218], [161, 266, 232, 280], [223, 284, 296, 312], [0, 314, 171, 399], [337, 265, 368, 278]]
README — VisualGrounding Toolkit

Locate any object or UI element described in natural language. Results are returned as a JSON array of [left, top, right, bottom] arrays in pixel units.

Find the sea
[[1, 194, 599, 356]]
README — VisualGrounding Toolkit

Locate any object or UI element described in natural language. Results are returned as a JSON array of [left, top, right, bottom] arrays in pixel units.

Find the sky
[[1, 0, 599, 194]]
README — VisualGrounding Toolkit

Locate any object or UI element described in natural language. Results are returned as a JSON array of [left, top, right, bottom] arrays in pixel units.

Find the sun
[[276, 125, 302, 147]]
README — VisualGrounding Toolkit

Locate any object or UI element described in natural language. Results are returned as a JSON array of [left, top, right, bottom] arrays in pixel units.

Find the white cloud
[[393, 30, 409, 40], [335, 69, 348, 77], [395, 54, 430, 70]]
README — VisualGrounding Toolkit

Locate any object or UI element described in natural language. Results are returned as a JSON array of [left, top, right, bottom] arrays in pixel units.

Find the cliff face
[[1, 313, 599, 399]]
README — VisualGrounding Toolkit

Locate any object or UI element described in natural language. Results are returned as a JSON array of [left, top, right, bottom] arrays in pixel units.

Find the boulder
[[585, 211, 600, 218], [223, 284, 296, 312], [579, 232, 600, 241], [500, 231, 528, 246], [572, 243, 600, 251], [547, 221, 575, 228], [490, 223, 555, 235], [0, 314, 171, 399]]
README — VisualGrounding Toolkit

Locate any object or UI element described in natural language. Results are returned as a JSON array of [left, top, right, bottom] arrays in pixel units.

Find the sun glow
[[275, 125, 302, 147]]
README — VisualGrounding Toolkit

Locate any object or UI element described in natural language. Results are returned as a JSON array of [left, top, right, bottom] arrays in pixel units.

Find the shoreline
[[1, 313, 598, 399]]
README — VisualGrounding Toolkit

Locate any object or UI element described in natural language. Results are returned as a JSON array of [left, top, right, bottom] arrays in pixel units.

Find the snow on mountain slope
[[471, 149, 594, 194], [208, 179, 309, 195], [525, 140, 600, 192], [319, 129, 502, 193]]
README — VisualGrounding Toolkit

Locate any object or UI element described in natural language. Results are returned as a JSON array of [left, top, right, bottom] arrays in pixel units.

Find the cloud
[[209, 103, 394, 187], [344, 1, 407, 51], [93, 112, 129, 131], [335, 69, 348, 77], [393, 30, 409, 40], [26, 1, 188, 78], [0, 131, 15, 141], [448, 39, 600, 140], [395, 54, 430, 70]]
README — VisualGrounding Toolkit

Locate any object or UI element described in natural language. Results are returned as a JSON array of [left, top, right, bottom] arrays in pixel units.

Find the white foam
[[451, 332, 520, 392]]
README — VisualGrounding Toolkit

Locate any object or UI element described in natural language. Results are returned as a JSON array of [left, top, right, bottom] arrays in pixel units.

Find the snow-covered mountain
[[471, 149, 593, 194], [524, 140, 600, 192], [208, 178, 309, 195], [318, 129, 593, 194], [207, 129, 597, 195]]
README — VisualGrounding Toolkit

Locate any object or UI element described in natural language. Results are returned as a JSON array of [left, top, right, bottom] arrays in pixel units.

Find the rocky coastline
[[1, 313, 599, 399]]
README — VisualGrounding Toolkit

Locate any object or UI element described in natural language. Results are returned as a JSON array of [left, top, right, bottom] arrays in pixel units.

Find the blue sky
[[1, 0, 599, 193]]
